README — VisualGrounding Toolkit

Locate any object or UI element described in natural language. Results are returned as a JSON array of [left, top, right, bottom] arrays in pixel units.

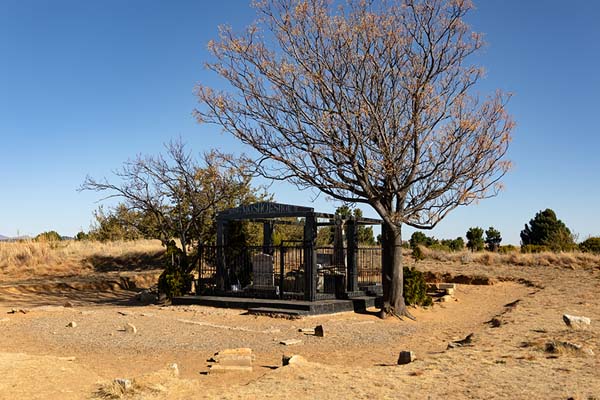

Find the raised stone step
[[247, 307, 306, 316]]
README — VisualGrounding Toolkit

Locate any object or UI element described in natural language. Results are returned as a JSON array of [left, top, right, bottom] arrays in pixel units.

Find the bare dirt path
[[0, 263, 598, 399]]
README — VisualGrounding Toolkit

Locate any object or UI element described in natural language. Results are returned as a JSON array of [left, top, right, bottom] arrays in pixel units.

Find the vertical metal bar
[[279, 245, 285, 299]]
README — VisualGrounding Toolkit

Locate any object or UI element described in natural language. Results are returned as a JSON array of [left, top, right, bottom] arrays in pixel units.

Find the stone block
[[398, 351, 415, 365]]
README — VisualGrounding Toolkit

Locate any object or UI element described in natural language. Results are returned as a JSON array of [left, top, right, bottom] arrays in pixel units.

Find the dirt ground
[[0, 261, 598, 399]]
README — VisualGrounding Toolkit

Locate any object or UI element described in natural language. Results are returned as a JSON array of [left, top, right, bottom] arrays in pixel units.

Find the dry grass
[[421, 247, 600, 269], [0, 239, 164, 281]]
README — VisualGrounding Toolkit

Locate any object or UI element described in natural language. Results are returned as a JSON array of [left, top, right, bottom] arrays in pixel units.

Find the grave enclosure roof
[[216, 201, 382, 225]]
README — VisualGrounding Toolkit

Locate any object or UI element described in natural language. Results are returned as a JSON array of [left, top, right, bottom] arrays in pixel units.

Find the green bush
[[158, 266, 193, 299], [498, 244, 517, 254], [441, 237, 464, 251], [429, 243, 452, 252], [35, 231, 62, 242], [520, 244, 550, 254], [409, 231, 438, 248], [411, 245, 425, 262], [579, 237, 600, 254], [403, 266, 432, 306], [158, 240, 193, 299]]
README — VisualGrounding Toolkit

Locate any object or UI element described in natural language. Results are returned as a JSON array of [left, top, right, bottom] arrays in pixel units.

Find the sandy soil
[[0, 262, 598, 399]]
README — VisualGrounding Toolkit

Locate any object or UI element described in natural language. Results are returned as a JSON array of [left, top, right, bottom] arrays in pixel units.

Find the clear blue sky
[[1, 0, 599, 244]]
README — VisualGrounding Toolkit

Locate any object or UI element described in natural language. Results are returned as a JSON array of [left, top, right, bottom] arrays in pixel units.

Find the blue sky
[[0, 0, 599, 244]]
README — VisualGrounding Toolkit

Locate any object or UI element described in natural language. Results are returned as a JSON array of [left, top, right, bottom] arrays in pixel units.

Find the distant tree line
[[407, 208, 599, 255]]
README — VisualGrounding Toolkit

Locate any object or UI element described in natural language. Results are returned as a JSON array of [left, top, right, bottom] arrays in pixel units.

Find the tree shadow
[[84, 250, 166, 273]]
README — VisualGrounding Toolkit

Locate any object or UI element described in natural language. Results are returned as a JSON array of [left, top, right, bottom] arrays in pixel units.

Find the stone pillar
[[216, 219, 226, 291], [303, 213, 317, 301], [263, 221, 274, 254], [346, 217, 358, 293]]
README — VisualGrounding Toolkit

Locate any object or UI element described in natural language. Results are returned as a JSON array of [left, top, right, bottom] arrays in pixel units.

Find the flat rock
[[563, 314, 591, 329], [208, 364, 253, 374], [280, 339, 302, 346], [438, 283, 456, 290], [209, 348, 254, 368], [439, 295, 453, 303]]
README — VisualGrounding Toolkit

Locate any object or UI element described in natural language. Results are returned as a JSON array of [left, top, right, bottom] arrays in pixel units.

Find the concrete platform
[[171, 295, 379, 315]]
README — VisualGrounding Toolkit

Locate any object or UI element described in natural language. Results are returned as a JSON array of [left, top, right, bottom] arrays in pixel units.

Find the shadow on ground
[[84, 250, 166, 273]]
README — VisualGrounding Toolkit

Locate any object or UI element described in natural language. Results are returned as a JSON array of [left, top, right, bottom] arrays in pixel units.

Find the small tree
[[466, 227, 484, 252], [485, 227, 502, 252], [196, 0, 513, 317], [81, 140, 267, 297], [520, 209, 575, 252]]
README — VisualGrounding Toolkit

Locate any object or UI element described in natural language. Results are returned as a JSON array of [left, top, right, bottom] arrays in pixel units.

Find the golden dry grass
[[0, 239, 164, 281], [420, 246, 600, 269]]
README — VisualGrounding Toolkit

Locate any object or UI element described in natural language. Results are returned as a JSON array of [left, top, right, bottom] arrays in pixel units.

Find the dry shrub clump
[[0, 239, 164, 280]]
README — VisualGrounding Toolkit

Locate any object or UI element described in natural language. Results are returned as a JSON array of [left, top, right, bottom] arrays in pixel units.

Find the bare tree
[[195, 0, 514, 318], [80, 140, 264, 272]]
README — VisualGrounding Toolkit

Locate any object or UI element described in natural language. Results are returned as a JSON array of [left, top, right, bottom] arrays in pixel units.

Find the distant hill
[[0, 235, 32, 241]]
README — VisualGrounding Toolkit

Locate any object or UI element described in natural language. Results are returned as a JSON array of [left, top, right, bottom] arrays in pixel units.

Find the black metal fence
[[357, 247, 382, 286], [196, 244, 307, 299], [196, 244, 383, 300]]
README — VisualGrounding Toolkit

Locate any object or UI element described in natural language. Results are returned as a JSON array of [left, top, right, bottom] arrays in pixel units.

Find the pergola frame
[[215, 201, 381, 301]]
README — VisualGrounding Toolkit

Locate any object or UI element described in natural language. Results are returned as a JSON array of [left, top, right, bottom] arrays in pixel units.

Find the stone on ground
[[208, 348, 253, 374], [124, 323, 137, 334], [282, 354, 308, 366], [397, 351, 416, 365], [66, 321, 77, 328], [280, 339, 302, 346], [562, 314, 591, 329], [314, 325, 324, 337]]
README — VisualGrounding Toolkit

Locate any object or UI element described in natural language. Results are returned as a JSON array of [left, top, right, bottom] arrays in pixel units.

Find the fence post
[[303, 214, 317, 301], [279, 245, 285, 299], [196, 245, 203, 295], [346, 218, 358, 293]]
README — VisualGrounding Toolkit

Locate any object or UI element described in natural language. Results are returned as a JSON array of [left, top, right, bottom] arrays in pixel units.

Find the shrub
[[158, 266, 193, 299], [579, 237, 600, 254], [409, 231, 437, 248], [403, 266, 432, 306], [441, 237, 464, 251], [498, 244, 517, 254], [157, 240, 193, 299], [520, 244, 551, 254], [403, 267, 433, 306], [411, 245, 425, 262], [35, 231, 62, 242], [429, 243, 451, 252]]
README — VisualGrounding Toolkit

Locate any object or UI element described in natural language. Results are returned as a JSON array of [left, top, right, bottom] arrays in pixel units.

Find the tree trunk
[[380, 221, 410, 319]]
